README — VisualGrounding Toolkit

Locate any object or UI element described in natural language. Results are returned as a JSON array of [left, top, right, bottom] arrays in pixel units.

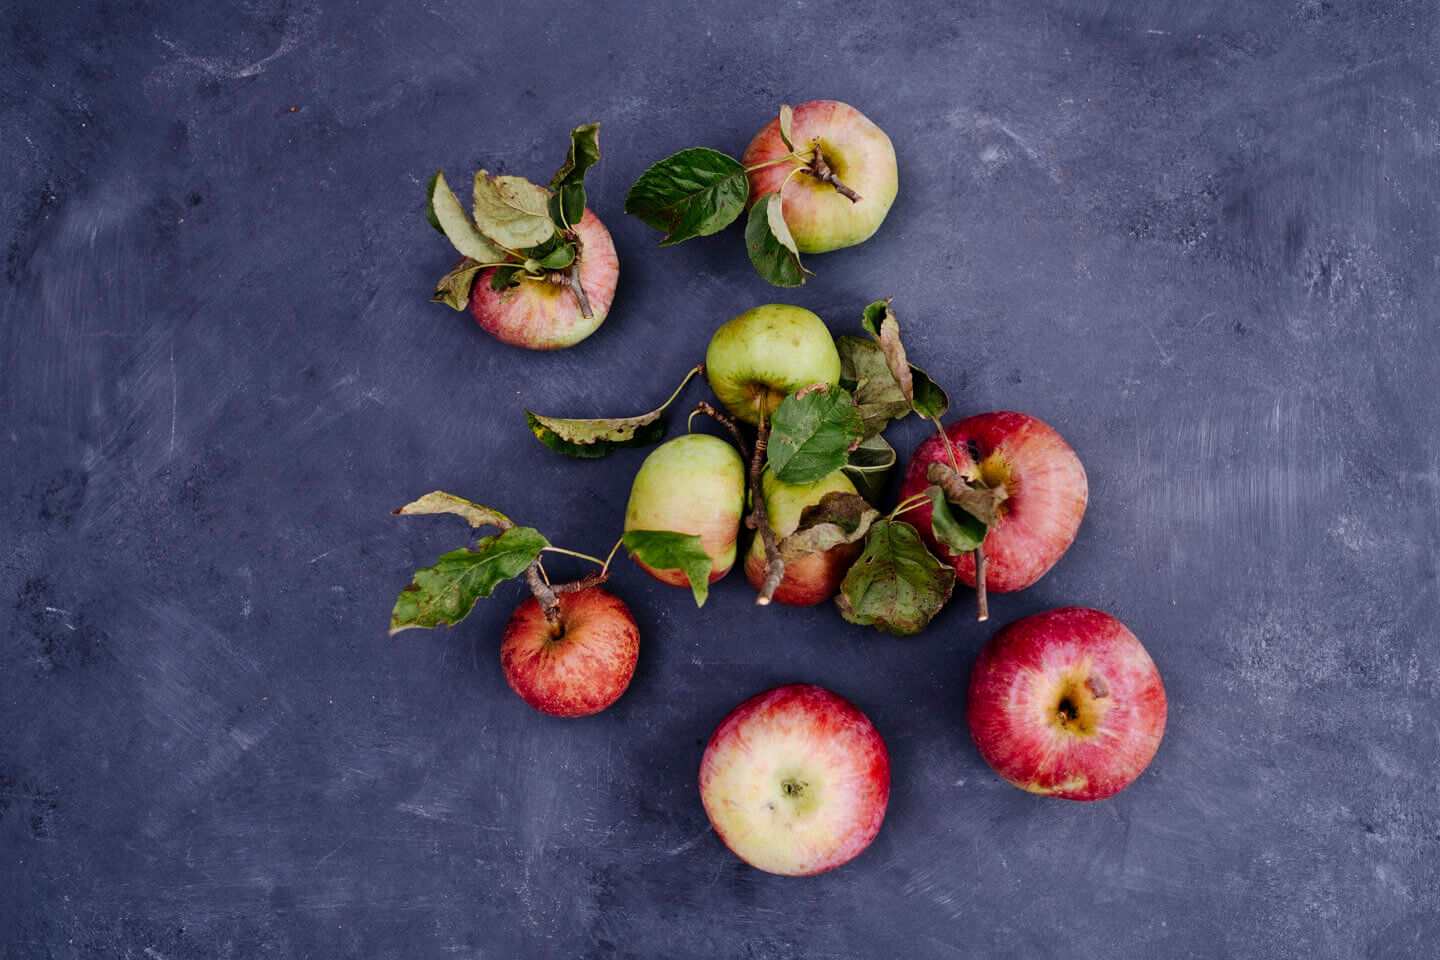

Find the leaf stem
[[889, 492, 931, 519], [541, 545, 608, 567], [744, 152, 807, 173], [658, 364, 705, 414], [747, 415, 785, 605], [600, 537, 623, 577]]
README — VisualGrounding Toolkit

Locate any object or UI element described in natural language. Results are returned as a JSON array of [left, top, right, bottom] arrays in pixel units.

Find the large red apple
[[699, 683, 890, 875], [898, 411, 1087, 593], [468, 208, 619, 350], [499, 586, 639, 717], [967, 607, 1166, 800]]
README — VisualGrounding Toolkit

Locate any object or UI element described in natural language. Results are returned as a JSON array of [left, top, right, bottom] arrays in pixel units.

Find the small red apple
[[898, 411, 1087, 593], [468, 208, 620, 350], [699, 683, 890, 875], [499, 586, 639, 718], [967, 607, 1166, 800]]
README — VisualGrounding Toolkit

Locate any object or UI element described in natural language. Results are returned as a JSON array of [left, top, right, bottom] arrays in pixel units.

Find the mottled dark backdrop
[[3, 1, 1437, 957]]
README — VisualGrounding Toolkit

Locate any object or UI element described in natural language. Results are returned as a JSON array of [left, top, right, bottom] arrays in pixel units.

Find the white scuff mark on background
[[154, 6, 318, 81]]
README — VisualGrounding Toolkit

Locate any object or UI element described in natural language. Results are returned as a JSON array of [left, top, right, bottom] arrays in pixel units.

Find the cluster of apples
[[398, 101, 1168, 878]]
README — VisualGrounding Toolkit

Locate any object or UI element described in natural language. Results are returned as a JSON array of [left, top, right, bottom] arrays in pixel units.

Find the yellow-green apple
[[624, 433, 745, 586], [468, 208, 619, 350], [898, 411, 1087, 593], [742, 101, 898, 254], [968, 607, 1166, 800], [500, 586, 639, 718], [699, 683, 890, 876], [744, 469, 863, 606], [705, 305, 841, 424]]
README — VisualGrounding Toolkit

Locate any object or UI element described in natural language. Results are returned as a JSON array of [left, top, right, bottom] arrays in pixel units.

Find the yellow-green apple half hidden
[[624, 433, 745, 590], [743, 100, 898, 254], [426, 123, 619, 350], [699, 684, 890, 875], [968, 607, 1167, 800], [501, 586, 638, 718], [745, 469, 865, 606], [899, 411, 1088, 593], [705, 305, 841, 425]]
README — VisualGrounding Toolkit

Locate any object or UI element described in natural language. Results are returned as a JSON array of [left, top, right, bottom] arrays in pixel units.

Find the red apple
[[499, 586, 639, 718], [898, 411, 1087, 593], [468, 208, 619, 350], [967, 607, 1166, 800], [743, 100, 898, 254], [699, 683, 890, 875]]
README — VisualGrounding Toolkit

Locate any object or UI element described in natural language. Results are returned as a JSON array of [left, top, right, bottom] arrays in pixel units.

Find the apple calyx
[[1048, 666, 1113, 738]]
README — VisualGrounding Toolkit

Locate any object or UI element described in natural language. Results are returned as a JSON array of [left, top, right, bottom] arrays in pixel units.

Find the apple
[[624, 433, 746, 586], [699, 683, 890, 876], [742, 100, 898, 254], [500, 586, 639, 718], [898, 411, 1087, 593], [705, 304, 841, 424], [467, 207, 619, 350], [967, 607, 1166, 800], [744, 469, 863, 606]]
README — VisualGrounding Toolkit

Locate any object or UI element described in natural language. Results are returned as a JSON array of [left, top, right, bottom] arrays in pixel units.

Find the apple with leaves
[[968, 607, 1166, 800], [623, 433, 746, 602], [705, 304, 842, 424], [745, 469, 866, 606], [426, 124, 619, 350], [626, 102, 896, 286], [699, 683, 890, 875], [389, 492, 636, 718], [899, 411, 1088, 594]]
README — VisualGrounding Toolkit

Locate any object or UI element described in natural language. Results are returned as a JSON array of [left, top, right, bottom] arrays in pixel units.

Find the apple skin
[[500, 586, 639, 718], [744, 468, 863, 606], [967, 607, 1166, 801], [742, 100, 898, 254], [699, 683, 890, 876], [624, 433, 746, 587], [705, 304, 841, 425], [468, 207, 619, 350], [897, 411, 1087, 593]]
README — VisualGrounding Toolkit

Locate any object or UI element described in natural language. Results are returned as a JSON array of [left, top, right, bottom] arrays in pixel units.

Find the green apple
[[705, 305, 841, 424], [745, 468, 864, 606], [624, 434, 745, 587]]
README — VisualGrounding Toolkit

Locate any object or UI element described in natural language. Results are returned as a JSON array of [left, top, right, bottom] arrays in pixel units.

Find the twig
[[553, 571, 607, 595], [747, 418, 785, 605], [524, 563, 563, 636], [693, 402, 750, 459], [808, 150, 862, 203], [974, 546, 988, 622]]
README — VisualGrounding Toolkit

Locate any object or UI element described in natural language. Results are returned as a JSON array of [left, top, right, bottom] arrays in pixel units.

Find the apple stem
[[693, 401, 750, 459], [808, 149, 862, 204], [973, 546, 988, 622], [524, 562, 564, 635], [566, 268, 593, 319], [747, 418, 785, 606]]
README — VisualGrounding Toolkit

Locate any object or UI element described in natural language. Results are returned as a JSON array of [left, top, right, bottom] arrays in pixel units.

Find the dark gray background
[[3, 0, 1437, 956]]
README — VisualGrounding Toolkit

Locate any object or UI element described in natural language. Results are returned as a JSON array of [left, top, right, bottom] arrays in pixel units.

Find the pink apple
[[967, 607, 1166, 800], [699, 683, 890, 875], [742, 100, 898, 254], [499, 586, 639, 718], [898, 411, 1087, 593], [468, 208, 619, 350]]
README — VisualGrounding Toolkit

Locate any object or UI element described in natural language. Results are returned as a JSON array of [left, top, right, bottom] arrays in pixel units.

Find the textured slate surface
[[3, 1, 1437, 957]]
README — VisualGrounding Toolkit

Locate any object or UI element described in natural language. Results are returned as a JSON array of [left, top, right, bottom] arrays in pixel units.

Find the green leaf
[[489, 265, 523, 291], [431, 258, 485, 311], [925, 485, 986, 553], [778, 104, 794, 151], [745, 192, 805, 287], [843, 434, 896, 505], [837, 336, 912, 437], [910, 368, 949, 420], [835, 519, 955, 636], [768, 386, 865, 485], [859, 299, 949, 420], [860, 299, 889, 337], [779, 491, 880, 562], [551, 123, 601, 190], [623, 530, 713, 607], [390, 527, 548, 634], [427, 171, 507, 263], [624, 147, 749, 245], [526, 409, 666, 458], [473, 171, 556, 249], [535, 243, 576, 270], [392, 491, 514, 530], [559, 184, 586, 227]]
